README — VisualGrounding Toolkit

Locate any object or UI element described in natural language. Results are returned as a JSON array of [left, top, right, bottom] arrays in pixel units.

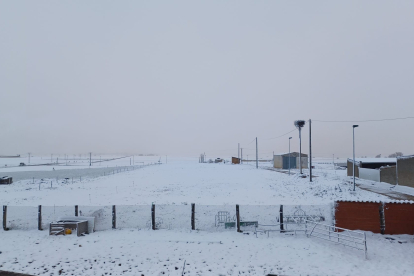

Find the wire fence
[[2, 204, 333, 232]]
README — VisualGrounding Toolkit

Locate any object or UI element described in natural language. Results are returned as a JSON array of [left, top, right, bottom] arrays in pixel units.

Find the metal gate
[[283, 156, 296, 169]]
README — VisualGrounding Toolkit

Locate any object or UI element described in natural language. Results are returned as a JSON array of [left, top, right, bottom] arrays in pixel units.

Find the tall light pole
[[353, 125, 359, 191], [294, 120, 306, 174], [289, 137, 292, 175], [28, 153, 31, 164]]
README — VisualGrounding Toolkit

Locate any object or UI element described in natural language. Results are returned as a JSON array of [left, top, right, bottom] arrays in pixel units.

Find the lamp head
[[289, 137, 292, 139], [353, 125, 359, 128]]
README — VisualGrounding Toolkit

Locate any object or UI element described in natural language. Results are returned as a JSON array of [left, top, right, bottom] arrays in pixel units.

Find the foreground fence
[[2, 204, 333, 232]]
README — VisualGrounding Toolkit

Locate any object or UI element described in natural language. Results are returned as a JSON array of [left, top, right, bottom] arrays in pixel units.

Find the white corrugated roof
[[347, 158, 396, 163]]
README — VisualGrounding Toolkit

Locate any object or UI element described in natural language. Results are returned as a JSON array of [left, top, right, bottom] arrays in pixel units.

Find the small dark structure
[[0, 176, 12, 184], [232, 157, 240, 164]]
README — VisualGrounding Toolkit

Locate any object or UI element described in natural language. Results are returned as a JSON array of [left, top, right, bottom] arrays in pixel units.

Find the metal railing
[[305, 220, 367, 259]]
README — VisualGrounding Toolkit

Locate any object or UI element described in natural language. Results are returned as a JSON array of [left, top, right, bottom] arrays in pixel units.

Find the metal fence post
[[75, 205, 78, 216], [112, 205, 116, 229], [280, 205, 284, 232], [38, 205, 42, 230], [236, 204, 241, 232], [191, 203, 195, 230], [3, 206, 8, 231], [379, 202, 385, 234], [151, 204, 156, 230]]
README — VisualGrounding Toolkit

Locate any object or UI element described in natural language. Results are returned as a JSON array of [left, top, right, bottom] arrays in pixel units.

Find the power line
[[267, 129, 296, 140], [313, 116, 414, 123]]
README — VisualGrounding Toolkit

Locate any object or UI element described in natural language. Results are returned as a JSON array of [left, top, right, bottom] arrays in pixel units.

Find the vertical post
[[299, 127, 302, 174], [241, 148, 243, 164], [379, 202, 385, 234], [236, 204, 241, 232], [112, 205, 116, 229], [309, 119, 312, 182], [191, 203, 195, 230], [289, 137, 292, 175], [89, 152, 92, 166], [353, 126, 357, 191], [256, 137, 258, 169], [3, 206, 8, 231], [75, 205, 78, 216], [279, 205, 284, 232], [151, 204, 156, 230], [238, 143, 240, 159], [38, 205, 42, 230]]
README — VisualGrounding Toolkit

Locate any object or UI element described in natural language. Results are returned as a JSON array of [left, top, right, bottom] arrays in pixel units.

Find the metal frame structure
[[305, 220, 367, 259]]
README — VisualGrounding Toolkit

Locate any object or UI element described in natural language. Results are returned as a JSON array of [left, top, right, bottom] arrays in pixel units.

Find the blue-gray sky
[[1, 1, 413, 158]]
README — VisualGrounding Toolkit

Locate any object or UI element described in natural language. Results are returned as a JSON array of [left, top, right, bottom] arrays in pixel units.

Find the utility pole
[[28, 153, 31, 164], [289, 137, 292, 175], [353, 125, 359, 191], [309, 119, 312, 182], [89, 152, 92, 166], [238, 143, 240, 159], [294, 120, 305, 174], [256, 137, 258, 169], [241, 148, 243, 164]]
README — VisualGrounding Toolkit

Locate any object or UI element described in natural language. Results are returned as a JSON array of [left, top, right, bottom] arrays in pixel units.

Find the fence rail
[[305, 220, 367, 259]]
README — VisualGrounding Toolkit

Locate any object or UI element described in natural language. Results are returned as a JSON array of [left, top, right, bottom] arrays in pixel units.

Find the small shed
[[232, 157, 240, 164], [273, 152, 308, 169]]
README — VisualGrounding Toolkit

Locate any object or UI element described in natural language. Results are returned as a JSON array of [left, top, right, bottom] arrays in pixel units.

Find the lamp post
[[294, 120, 306, 174], [353, 125, 359, 191], [289, 137, 292, 175]]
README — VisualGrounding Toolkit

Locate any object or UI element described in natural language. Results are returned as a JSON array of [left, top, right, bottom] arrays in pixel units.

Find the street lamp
[[289, 137, 292, 175], [353, 125, 359, 191], [294, 120, 306, 174]]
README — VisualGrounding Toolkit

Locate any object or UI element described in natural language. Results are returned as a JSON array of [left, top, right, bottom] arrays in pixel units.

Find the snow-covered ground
[[0, 157, 393, 206], [1, 157, 413, 276], [1, 229, 413, 276]]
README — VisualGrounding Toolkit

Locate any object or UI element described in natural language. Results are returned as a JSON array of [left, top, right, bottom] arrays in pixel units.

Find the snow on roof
[[347, 158, 396, 163]]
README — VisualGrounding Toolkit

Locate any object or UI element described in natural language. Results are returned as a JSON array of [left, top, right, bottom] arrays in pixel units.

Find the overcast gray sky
[[1, 1, 413, 158]]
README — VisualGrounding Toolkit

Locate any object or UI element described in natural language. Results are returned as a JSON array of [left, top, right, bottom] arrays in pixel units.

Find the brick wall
[[384, 203, 414, 235], [335, 201, 381, 233]]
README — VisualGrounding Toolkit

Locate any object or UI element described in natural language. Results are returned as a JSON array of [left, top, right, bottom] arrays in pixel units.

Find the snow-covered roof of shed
[[347, 158, 396, 163]]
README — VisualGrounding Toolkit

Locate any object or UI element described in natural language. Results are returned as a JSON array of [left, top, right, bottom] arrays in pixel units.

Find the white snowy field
[[1, 157, 414, 276], [0, 229, 413, 276], [0, 155, 161, 172], [0, 157, 393, 206]]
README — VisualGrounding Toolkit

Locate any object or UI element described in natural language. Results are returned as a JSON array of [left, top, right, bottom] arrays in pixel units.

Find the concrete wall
[[346, 160, 359, 177], [273, 155, 283, 168], [296, 157, 308, 169], [359, 168, 380, 182], [380, 166, 397, 185], [397, 157, 414, 188]]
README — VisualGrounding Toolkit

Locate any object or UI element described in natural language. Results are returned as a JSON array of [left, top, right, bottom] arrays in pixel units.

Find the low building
[[273, 152, 308, 169], [231, 157, 240, 164], [346, 158, 396, 178]]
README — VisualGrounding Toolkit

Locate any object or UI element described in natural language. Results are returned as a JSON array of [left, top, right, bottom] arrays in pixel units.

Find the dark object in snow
[[0, 176, 12, 184], [0, 271, 35, 276]]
